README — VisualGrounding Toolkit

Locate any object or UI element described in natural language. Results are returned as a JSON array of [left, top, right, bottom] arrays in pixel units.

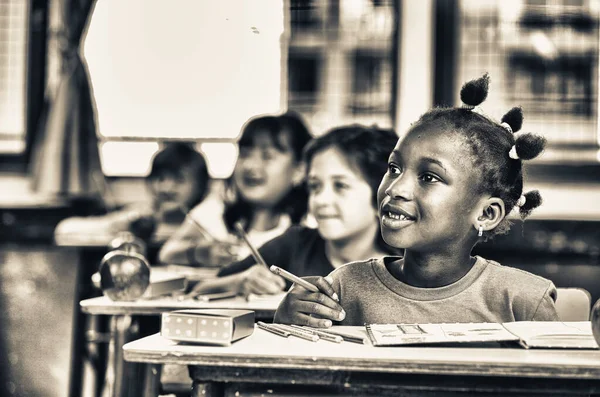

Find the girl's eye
[[388, 164, 401, 175], [262, 150, 276, 161], [420, 173, 440, 183], [333, 181, 349, 191], [307, 181, 320, 193]]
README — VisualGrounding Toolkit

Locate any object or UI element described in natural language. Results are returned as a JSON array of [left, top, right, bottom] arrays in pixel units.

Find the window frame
[[0, 0, 48, 173]]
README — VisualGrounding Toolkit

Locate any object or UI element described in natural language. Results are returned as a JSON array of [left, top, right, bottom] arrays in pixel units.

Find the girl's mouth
[[381, 211, 415, 229], [242, 176, 265, 187]]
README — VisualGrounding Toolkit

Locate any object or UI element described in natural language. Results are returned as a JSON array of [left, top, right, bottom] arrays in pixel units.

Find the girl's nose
[[312, 184, 335, 205], [385, 174, 414, 201], [239, 152, 264, 173]]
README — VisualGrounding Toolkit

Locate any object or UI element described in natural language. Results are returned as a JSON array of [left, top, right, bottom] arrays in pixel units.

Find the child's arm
[[158, 217, 240, 266], [274, 275, 346, 328], [185, 264, 285, 298]]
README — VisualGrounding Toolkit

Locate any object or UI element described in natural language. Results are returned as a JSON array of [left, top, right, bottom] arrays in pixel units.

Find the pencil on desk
[[234, 222, 269, 268], [292, 325, 343, 343], [269, 266, 319, 293], [271, 324, 319, 342], [317, 329, 366, 344], [257, 321, 290, 337], [194, 291, 238, 302]]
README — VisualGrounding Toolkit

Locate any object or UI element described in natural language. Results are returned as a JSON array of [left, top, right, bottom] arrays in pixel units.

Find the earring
[[478, 225, 483, 237]]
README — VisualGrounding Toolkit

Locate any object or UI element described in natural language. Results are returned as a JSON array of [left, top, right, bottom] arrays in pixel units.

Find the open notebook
[[365, 321, 599, 349]]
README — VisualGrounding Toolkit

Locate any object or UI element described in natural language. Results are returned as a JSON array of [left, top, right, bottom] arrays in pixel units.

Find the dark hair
[[304, 124, 398, 208], [148, 142, 210, 208], [303, 124, 401, 254], [224, 111, 312, 231], [409, 73, 546, 238]]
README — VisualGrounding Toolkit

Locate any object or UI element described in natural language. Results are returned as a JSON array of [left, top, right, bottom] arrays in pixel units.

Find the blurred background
[[1, 0, 600, 396]]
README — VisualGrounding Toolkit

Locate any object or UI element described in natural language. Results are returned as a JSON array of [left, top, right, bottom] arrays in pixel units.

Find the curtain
[[30, 0, 102, 199]]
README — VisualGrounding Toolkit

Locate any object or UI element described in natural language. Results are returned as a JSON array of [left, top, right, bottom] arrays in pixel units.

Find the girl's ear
[[292, 162, 306, 186], [474, 197, 505, 233]]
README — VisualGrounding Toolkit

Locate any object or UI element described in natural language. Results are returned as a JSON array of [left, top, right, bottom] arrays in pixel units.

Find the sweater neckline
[[372, 256, 487, 301]]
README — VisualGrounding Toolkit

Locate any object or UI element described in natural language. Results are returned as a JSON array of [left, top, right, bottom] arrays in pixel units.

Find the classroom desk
[[124, 326, 600, 397], [81, 293, 284, 397]]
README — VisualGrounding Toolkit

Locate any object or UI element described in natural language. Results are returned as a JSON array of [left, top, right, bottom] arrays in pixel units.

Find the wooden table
[[124, 326, 600, 397], [81, 293, 284, 397]]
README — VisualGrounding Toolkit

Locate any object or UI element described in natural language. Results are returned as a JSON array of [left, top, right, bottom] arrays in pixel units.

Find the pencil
[[257, 321, 290, 337], [269, 265, 319, 293], [234, 222, 269, 268], [194, 291, 238, 302], [292, 325, 343, 343], [316, 329, 366, 344], [272, 324, 319, 342]]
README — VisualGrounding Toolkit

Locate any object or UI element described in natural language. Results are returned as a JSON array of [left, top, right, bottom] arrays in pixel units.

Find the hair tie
[[516, 195, 526, 207], [508, 145, 519, 160], [500, 122, 513, 134]]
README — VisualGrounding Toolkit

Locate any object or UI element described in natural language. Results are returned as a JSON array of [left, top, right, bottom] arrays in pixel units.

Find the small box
[[161, 309, 255, 345]]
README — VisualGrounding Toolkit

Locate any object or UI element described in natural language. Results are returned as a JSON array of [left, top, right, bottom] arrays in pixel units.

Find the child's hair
[[303, 124, 400, 253], [147, 142, 210, 208], [224, 111, 313, 231], [409, 73, 546, 238]]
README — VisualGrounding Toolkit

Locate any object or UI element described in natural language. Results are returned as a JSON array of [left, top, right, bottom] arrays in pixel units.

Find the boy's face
[[234, 130, 300, 207], [377, 128, 483, 252], [148, 166, 198, 213], [307, 147, 378, 243]]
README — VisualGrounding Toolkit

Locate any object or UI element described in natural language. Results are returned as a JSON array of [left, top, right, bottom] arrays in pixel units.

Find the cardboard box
[[161, 309, 255, 345]]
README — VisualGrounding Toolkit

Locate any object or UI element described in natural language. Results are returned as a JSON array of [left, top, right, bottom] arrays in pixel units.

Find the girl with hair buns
[[275, 74, 559, 327]]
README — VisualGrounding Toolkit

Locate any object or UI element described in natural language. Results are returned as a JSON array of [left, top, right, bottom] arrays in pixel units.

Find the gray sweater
[[330, 256, 559, 325]]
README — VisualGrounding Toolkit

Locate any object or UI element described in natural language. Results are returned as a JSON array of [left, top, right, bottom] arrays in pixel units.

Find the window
[[288, 0, 398, 134], [0, 0, 29, 155], [456, 0, 600, 155], [84, 0, 399, 177]]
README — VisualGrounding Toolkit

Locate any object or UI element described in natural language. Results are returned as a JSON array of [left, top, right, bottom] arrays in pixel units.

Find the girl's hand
[[274, 276, 345, 328], [238, 264, 286, 296], [191, 240, 242, 267]]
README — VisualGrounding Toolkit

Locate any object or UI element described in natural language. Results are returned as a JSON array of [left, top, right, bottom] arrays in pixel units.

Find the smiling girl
[[275, 74, 559, 326], [185, 125, 400, 297], [158, 112, 311, 267]]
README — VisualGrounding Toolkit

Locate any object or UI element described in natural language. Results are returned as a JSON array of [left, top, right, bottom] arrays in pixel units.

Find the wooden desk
[[81, 294, 283, 319], [81, 293, 283, 397], [124, 327, 600, 397]]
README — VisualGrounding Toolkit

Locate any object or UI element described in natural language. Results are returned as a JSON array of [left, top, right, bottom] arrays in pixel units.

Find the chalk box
[[161, 309, 255, 345]]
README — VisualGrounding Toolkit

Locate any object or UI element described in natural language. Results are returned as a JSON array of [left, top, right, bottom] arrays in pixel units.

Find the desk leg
[[103, 315, 135, 397], [192, 381, 223, 397], [142, 364, 162, 397]]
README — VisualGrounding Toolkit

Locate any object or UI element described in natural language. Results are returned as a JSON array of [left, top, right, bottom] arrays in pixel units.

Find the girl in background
[[54, 142, 210, 245], [158, 111, 312, 267], [185, 125, 401, 297]]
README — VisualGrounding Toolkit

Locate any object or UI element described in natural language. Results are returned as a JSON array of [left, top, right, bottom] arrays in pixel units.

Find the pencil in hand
[[269, 265, 319, 292], [234, 222, 268, 268]]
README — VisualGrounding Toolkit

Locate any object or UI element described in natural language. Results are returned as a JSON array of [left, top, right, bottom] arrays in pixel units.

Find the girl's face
[[233, 130, 301, 207], [308, 147, 378, 243], [377, 128, 483, 252], [148, 166, 198, 212]]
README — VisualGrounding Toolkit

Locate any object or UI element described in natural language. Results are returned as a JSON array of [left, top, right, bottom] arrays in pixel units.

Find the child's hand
[[190, 240, 242, 267], [274, 276, 345, 328], [239, 264, 286, 296]]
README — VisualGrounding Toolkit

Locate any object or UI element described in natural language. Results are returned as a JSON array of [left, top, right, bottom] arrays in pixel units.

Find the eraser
[[161, 309, 254, 345]]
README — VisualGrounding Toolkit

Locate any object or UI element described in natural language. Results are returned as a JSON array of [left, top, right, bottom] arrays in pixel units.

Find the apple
[[99, 250, 151, 301]]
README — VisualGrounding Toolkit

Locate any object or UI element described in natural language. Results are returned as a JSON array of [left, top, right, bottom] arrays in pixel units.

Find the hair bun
[[501, 107, 523, 133], [519, 190, 542, 218], [460, 73, 490, 107], [514, 133, 546, 160]]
